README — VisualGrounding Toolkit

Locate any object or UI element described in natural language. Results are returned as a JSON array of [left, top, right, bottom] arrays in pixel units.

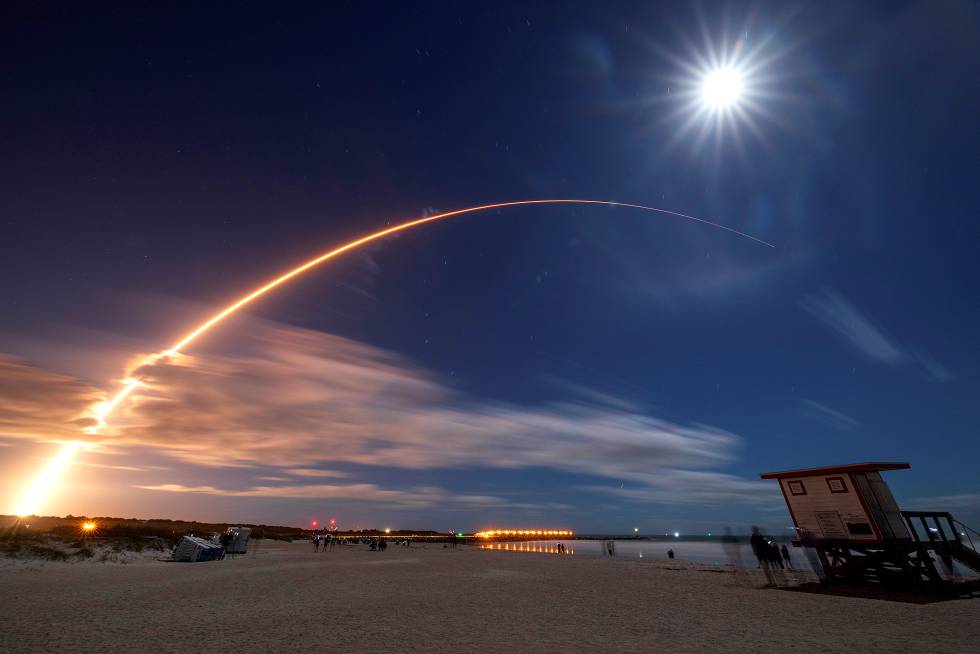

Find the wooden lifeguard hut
[[760, 462, 980, 586]]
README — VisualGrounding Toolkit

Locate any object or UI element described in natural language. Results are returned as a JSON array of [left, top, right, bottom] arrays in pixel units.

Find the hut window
[[826, 476, 848, 493], [787, 480, 806, 496], [846, 522, 873, 536]]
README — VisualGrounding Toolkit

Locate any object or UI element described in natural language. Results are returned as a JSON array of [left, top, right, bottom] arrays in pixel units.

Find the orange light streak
[[479, 544, 573, 555], [16, 199, 772, 515]]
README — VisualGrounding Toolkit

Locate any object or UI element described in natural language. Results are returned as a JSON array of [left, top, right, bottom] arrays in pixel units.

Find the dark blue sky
[[2, 2, 978, 532]]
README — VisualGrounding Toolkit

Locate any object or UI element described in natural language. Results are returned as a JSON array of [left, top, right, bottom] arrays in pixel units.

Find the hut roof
[[759, 462, 910, 480]]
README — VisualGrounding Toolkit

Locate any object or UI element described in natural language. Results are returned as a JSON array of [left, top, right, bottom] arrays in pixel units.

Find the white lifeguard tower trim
[[760, 461, 980, 586], [761, 462, 911, 543]]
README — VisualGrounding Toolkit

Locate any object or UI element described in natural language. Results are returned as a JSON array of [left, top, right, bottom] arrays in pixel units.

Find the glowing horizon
[[12, 199, 773, 517]]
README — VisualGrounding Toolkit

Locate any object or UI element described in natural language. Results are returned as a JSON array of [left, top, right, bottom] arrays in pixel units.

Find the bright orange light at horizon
[[12, 199, 773, 516], [475, 529, 573, 538], [82, 521, 96, 532]]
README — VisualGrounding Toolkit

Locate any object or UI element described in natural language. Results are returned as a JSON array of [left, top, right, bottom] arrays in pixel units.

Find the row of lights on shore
[[475, 529, 573, 538]]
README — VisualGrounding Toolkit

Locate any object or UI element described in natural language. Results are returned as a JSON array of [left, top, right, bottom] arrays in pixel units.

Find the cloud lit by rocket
[[12, 199, 771, 516], [3, 3, 977, 534]]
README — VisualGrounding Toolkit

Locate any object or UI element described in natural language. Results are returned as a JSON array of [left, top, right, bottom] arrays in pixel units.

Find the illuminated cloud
[[0, 355, 102, 441], [282, 468, 351, 478], [135, 482, 517, 510], [0, 319, 762, 507], [100, 321, 741, 485], [73, 461, 150, 472]]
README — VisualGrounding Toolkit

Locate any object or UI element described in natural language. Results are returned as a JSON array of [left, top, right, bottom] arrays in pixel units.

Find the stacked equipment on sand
[[174, 535, 224, 562]]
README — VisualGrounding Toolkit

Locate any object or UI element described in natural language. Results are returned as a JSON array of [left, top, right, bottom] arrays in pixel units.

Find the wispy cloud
[[902, 494, 980, 511], [136, 482, 525, 510], [0, 355, 103, 441], [800, 288, 905, 365], [98, 322, 742, 484], [800, 288, 952, 382], [801, 399, 859, 431], [913, 351, 953, 383], [582, 470, 778, 506], [73, 461, 149, 472], [282, 468, 351, 478], [0, 319, 766, 508], [536, 374, 642, 411]]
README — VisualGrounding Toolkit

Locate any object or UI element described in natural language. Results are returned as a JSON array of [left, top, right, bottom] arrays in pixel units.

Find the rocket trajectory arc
[[13, 199, 773, 516], [91, 200, 773, 432]]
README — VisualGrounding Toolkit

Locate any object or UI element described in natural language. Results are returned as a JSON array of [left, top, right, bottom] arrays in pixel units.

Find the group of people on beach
[[750, 527, 792, 570], [750, 526, 792, 585], [312, 534, 337, 552], [313, 534, 416, 552]]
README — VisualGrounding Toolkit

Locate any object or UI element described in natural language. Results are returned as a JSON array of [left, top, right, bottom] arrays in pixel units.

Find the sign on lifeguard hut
[[760, 462, 912, 543]]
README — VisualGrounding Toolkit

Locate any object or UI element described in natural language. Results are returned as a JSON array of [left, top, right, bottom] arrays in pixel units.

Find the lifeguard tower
[[760, 462, 980, 586]]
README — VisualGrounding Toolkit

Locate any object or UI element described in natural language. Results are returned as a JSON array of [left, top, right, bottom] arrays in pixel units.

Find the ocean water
[[479, 539, 977, 577], [479, 538, 770, 568]]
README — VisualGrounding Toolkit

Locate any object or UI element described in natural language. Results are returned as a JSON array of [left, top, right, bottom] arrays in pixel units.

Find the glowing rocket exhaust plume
[[14, 440, 85, 517], [15, 199, 772, 515]]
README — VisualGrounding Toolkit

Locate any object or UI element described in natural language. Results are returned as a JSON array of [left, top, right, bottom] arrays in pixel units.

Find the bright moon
[[701, 67, 743, 109]]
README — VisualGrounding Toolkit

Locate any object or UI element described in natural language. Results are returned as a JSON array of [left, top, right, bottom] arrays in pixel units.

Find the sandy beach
[[1, 540, 977, 653]]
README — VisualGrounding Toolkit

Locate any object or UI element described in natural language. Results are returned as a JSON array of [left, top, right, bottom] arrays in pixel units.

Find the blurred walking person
[[750, 526, 775, 586], [799, 530, 825, 581], [722, 527, 749, 587], [768, 540, 784, 569]]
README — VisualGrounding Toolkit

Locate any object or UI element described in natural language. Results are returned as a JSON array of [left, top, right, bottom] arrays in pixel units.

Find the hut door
[[866, 473, 911, 539], [853, 473, 899, 539]]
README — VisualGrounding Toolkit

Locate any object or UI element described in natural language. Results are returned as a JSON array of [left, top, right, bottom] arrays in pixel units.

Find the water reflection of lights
[[479, 543, 574, 555]]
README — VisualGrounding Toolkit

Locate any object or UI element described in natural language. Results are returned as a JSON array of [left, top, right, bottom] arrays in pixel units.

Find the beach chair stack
[[173, 535, 225, 562]]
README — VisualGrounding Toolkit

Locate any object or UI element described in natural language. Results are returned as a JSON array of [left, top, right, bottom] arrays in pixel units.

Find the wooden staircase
[[902, 511, 980, 575]]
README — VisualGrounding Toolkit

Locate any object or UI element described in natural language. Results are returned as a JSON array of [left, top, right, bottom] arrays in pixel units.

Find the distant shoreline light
[[475, 529, 573, 538]]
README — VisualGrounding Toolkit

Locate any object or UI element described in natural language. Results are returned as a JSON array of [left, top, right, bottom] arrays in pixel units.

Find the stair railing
[[900, 511, 960, 547], [951, 518, 979, 553]]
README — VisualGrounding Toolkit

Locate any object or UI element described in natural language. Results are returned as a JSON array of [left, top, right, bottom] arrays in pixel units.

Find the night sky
[[2, 2, 979, 533]]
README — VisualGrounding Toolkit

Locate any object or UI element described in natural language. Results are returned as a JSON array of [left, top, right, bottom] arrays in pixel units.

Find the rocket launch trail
[[13, 199, 773, 516]]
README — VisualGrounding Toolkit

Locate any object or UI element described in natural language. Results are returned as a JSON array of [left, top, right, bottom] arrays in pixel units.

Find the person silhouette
[[750, 526, 774, 586]]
